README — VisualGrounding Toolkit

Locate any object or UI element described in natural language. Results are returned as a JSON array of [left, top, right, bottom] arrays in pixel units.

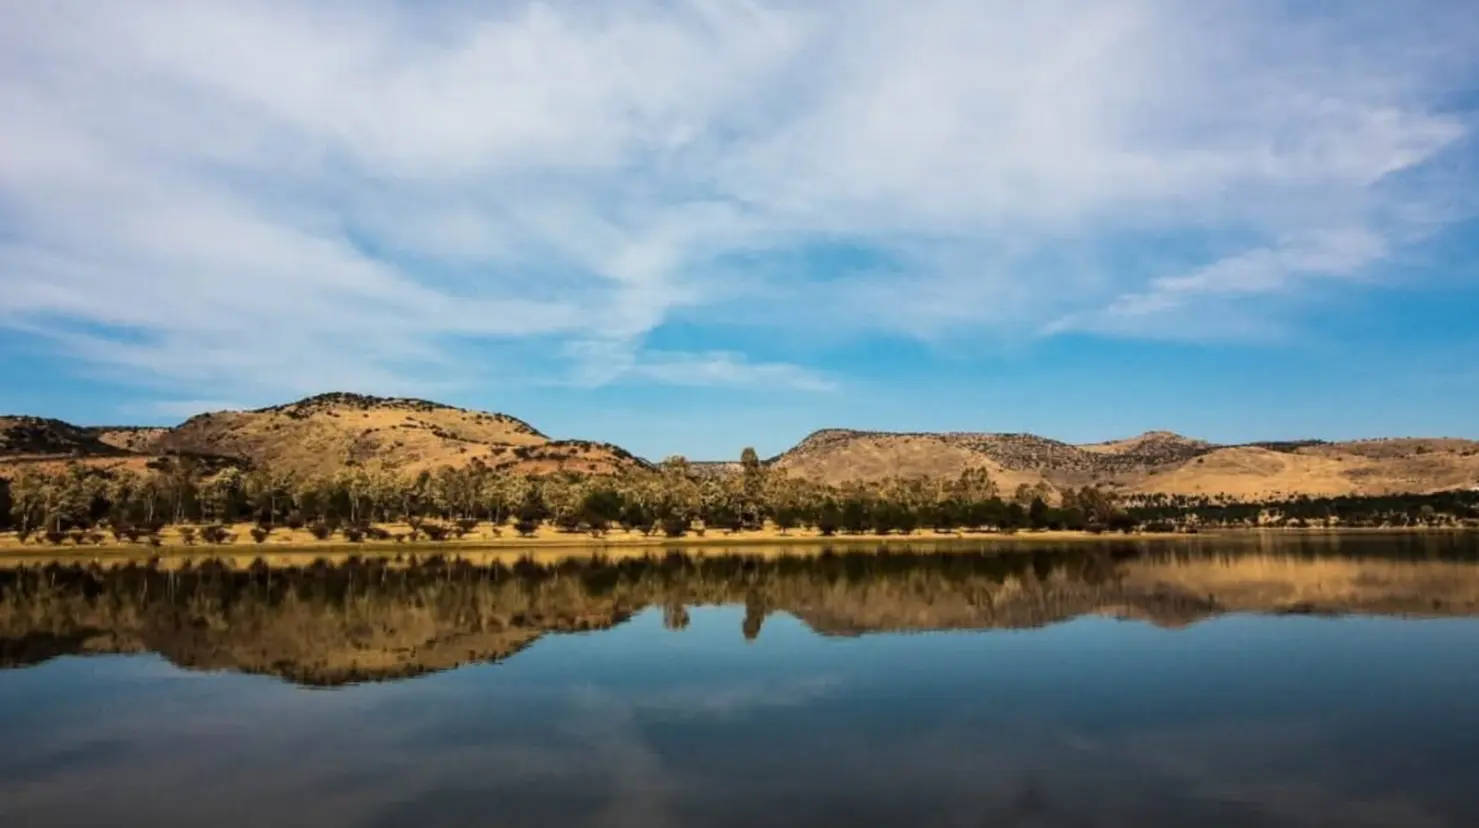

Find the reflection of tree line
[[3, 542, 1478, 685]]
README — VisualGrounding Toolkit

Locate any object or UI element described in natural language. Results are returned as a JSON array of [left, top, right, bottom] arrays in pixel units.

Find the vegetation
[[1126, 491, 1479, 529], [2, 451, 1476, 548]]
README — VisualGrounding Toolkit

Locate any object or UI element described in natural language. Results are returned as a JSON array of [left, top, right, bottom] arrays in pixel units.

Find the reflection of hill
[[3, 543, 1479, 685]]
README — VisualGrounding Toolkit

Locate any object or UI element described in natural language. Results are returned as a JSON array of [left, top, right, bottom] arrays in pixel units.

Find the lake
[[3, 532, 1479, 827]]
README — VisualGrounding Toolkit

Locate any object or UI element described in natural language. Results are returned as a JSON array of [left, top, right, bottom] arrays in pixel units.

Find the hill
[[3, 395, 1477, 499], [0, 416, 134, 460], [0, 393, 647, 478], [770, 428, 1479, 500]]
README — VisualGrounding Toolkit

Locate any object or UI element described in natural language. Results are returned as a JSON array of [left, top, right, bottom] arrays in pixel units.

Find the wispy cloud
[[0, 0, 1474, 405], [630, 351, 838, 392]]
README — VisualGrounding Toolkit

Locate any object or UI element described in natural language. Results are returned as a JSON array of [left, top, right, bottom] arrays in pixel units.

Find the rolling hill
[[3, 394, 1477, 500], [0, 393, 647, 478], [770, 428, 1479, 500]]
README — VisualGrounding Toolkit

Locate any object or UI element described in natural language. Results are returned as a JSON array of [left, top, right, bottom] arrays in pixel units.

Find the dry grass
[[6, 395, 1478, 501], [1130, 442, 1479, 500], [39, 396, 648, 479], [772, 432, 1043, 492], [0, 522, 1163, 563], [774, 428, 1479, 501]]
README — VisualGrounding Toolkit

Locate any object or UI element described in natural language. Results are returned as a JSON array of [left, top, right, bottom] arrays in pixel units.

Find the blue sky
[[2, 0, 1479, 460]]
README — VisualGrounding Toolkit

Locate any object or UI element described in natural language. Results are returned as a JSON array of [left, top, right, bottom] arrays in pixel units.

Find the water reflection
[[2, 534, 1478, 827], [4, 534, 1478, 685]]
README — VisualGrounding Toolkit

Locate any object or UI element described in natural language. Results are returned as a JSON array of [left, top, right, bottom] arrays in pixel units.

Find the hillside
[[3, 395, 1477, 499], [771, 428, 1479, 500], [0, 416, 133, 460], [1, 393, 647, 478]]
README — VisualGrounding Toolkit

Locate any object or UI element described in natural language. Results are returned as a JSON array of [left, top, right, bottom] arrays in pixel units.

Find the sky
[[2, 0, 1479, 460]]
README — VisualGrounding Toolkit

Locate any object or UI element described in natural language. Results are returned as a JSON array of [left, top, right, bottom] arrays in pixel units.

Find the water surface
[[3, 533, 1478, 827]]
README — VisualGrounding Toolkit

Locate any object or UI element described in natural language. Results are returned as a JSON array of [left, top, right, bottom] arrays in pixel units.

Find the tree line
[[1126, 490, 1479, 529], [3, 452, 1475, 547], [0, 450, 1131, 545]]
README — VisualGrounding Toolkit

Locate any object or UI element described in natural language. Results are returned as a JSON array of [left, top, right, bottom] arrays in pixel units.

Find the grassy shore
[[0, 521, 1184, 563]]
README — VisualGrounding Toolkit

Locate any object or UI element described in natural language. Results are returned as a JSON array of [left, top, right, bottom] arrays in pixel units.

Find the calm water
[[3, 533, 1479, 827]]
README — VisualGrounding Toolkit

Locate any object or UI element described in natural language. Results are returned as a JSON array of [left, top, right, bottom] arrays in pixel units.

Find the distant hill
[[0, 416, 133, 460], [0, 393, 648, 478], [769, 429, 1479, 500], [3, 395, 1477, 499]]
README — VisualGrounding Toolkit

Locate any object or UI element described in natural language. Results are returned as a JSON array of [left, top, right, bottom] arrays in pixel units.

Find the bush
[[514, 519, 539, 538], [178, 527, 198, 546], [896, 511, 918, 535], [250, 526, 272, 544], [661, 516, 689, 538], [306, 522, 333, 541], [420, 524, 450, 542], [341, 526, 364, 543], [364, 526, 391, 541], [200, 525, 231, 544]]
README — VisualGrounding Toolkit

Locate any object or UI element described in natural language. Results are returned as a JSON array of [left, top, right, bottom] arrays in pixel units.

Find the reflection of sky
[[3, 611, 1479, 828]]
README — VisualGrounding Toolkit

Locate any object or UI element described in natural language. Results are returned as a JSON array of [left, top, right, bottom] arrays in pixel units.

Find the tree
[[581, 487, 624, 525], [1028, 497, 1052, 529], [740, 446, 761, 471], [773, 505, 799, 535], [841, 498, 870, 534], [0, 477, 12, 532], [201, 467, 245, 523]]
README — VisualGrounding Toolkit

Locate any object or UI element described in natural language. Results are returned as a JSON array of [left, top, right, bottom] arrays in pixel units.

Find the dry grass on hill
[[771, 429, 1479, 501], [4, 393, 1478, 500], [1, 393, 646, 479]]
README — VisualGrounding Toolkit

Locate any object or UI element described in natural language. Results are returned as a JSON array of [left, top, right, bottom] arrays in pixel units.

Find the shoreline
[[0, 525, 1180, 564], [0, 524, 1472, 566]]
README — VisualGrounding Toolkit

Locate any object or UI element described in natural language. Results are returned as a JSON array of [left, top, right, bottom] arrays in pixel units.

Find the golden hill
[[771, 428, 1479, 500], [0, 393, 647, 478], [4, 394, 1477, 499]]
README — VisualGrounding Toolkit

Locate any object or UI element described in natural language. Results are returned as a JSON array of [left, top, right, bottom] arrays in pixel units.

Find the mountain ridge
[[3, 394, 1478, 500]]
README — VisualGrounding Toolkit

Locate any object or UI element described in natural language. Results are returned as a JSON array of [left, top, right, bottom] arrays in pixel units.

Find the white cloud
[[631, 351, 838, 392], [0, 0, 1474, 404]]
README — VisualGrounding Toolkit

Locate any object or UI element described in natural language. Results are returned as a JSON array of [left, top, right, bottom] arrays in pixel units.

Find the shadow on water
[[4, 533, 1479, 686]]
